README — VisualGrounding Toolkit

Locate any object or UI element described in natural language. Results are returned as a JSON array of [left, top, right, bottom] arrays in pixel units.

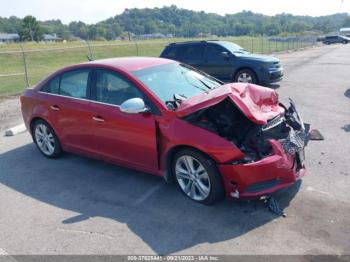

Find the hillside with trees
[[0, 5, 349, 40]]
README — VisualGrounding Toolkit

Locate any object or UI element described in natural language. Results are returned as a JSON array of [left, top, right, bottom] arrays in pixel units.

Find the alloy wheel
[[175, 155, 211, 201], [34, 123, 56, 156], [237, 72, 253, 83]]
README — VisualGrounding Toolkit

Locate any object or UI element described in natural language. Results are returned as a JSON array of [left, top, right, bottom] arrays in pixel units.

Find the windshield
[[131, 63, 222, 104], [219, 42, 249, 54]]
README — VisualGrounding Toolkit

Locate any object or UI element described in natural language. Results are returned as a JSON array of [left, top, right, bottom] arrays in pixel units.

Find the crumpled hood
[[176, 83, 284, 125]]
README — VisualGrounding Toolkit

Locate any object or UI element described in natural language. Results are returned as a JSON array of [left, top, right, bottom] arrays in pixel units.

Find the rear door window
[[59, 69, 90, 99], [178, 44, 204, 62]]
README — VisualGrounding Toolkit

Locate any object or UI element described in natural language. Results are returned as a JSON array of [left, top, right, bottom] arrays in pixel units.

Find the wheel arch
[[164, 144, 218, 182], [29, 117, 59, 141]]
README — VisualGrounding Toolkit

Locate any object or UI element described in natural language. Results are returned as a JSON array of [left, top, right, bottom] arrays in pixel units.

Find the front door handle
[[92, 116, 105, 122], [50, 105, 60, 111]]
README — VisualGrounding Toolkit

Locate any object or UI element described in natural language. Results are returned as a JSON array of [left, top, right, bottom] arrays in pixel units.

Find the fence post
[[134, 40, 139, 56], [251, 37, 254, 53], [19, 43, 29, 88], [85, 40, 94, 61], [275, 39, 277, 52]]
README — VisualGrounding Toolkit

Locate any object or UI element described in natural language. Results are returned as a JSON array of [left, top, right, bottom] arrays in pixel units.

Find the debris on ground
[[260, 196, 287, 217], [309, 129, 324, 140]]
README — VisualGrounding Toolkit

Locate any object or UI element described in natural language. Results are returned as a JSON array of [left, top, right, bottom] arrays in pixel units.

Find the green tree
[[19, 15, 42, 41], [144, 20, 158, 34]]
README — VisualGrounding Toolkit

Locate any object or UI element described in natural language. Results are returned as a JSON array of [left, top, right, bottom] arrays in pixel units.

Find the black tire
[[172, 149, 224, 205], [32, 119, 62, 158], [234, 69, 258, 84]]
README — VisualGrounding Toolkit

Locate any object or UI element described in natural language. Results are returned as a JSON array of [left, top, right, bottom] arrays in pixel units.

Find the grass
[[0, 37, 315, 97]]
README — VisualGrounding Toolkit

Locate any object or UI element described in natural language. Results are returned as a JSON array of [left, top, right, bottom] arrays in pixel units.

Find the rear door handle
[[92, 116, 105, 122], [50, 105, 60, 111]]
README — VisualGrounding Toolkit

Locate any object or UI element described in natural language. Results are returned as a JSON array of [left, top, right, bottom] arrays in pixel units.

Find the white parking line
[[306, 186, 331, 196], [0, 248, 18, 262], [0, 248, 8, 255], [57, 227, 116, 240], [306, 186, 350, 204], [134, 182, 164, 205]]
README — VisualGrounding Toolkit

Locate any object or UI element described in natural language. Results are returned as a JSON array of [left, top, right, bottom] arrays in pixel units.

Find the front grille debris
[[267, 196, 286, 217], [281, 129, 307, 154]]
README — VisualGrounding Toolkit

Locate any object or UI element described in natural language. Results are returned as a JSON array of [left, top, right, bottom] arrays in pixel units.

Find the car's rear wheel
[[33, 120, 62, 158], [234, 69, 258, 84], [172, 149, 224, 205]]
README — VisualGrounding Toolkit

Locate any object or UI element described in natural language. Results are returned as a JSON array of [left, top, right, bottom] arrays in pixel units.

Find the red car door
[[89, 69, 158, 172], [50, 69, 95, 154]]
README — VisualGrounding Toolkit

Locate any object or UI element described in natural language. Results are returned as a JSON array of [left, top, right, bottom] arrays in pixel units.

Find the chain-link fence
[[0, 36, 318, 97]]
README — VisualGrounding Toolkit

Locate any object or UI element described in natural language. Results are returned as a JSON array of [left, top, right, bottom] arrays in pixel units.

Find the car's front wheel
[[234, 69, 258, 84], [33, 120, 62, 158], [172, 149, 224, 205]]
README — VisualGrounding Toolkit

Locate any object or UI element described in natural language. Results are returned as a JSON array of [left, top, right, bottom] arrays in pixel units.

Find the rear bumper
[[218, 140, 305, 199]]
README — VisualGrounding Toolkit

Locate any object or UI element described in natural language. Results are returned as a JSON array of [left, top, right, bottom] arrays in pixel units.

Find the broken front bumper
[[219, 97, 312, 199], [218, 139, 306, 199]]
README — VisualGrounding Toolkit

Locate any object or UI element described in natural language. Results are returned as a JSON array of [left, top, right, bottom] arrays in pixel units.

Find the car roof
[[168, 40, 225, 46], [79, 57, 174, 72]]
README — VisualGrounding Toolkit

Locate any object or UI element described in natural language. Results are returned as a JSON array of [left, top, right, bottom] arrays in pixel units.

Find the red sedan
[[21, 57, 309, 205]]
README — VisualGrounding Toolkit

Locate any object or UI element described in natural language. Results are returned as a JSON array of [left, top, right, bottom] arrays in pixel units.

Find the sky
[[0, 0, 349, 24]]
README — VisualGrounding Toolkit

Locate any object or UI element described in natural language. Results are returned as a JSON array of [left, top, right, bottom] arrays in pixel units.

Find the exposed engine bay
[[183, 97, 310, 164]]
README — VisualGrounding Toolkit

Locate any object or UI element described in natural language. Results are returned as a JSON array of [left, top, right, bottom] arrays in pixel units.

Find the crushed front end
[[181, 86, 310, 199], [218, 99, 310, 199]]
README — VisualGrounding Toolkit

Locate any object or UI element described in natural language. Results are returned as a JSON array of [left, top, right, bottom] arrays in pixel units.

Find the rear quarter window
[[41, 76, 60, 94], [161, 46, 177, 59]]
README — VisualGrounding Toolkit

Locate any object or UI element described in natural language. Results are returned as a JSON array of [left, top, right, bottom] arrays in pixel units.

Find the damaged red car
[[21, 57, 310, 205]]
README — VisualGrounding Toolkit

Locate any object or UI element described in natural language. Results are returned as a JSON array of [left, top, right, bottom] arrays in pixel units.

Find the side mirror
[[120, 98, 150, 114]]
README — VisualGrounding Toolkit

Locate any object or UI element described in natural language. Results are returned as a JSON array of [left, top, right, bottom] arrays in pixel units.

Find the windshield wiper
[[181, 64, 223, 87], [174, 93, 187, 101], [191, 75, 213, 90], [181, 71, 209, 92]]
